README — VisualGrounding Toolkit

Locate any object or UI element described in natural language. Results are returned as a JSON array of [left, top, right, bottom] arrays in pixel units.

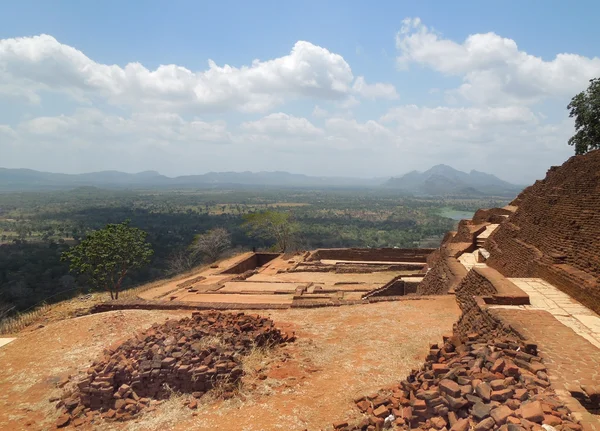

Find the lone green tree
[[567, 77, 600, 155], [61, 220, 153, 299], [242, 210, 298, 252]]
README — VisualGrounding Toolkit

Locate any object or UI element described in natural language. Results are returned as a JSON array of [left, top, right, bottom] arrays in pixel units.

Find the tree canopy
[[242, 210, 298, 252], [189, 227, 231, 263], [61, 220, 153, 299], [567, 77, 600, 155]]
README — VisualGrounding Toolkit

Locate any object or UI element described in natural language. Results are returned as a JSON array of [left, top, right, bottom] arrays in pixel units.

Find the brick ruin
[[53, 151, 600, 430], [130, 247, 433, 310], [307, 248, 434, 263], [332, 150, 600, 430], [54, 311, 294, 428], [485, 150, 600, 314], [337, 332, 582, 431]]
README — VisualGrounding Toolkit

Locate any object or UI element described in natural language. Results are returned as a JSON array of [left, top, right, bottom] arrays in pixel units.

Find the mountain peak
[[384, 165, 521, 196]]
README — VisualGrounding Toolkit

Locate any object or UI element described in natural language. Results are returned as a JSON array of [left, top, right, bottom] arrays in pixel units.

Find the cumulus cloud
[[396, 17, 600, 105], [352, 76, 398, 99], [0, 35, 396, 113]]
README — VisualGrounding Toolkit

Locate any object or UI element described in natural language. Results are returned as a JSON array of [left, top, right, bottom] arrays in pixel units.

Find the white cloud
[[396, 17, 600, 105], [381, 105, 539, 130], [0, 35, 396, 113], [352, 76, 398, 99], [312, 105, 329, 118], [14, 109, 231, 148], [0, 105, 573, 183], [240, 113, 323, 137], [337, 95, 360, 110], [0, 25, 584, 183]]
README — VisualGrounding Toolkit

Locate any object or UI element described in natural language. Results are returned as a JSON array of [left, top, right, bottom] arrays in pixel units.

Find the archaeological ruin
[[1, 152, 599, 431]]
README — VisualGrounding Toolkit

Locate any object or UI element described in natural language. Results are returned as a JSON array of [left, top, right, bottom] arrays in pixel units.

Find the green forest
[[0, 186, 510, 316]]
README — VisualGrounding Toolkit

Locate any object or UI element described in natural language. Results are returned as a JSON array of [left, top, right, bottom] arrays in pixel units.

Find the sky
[[1, 0, 600, 184]]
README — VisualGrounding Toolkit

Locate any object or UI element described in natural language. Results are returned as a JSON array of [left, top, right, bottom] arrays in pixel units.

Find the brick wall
[[220, 253, 280, 274], [486, 149, 600, 313], [472, 207, 512, 224], [417, 244, 469, 295], [307, 248, 434, 263], [453, 269, 520, 341], [451, 221, 487, 244]]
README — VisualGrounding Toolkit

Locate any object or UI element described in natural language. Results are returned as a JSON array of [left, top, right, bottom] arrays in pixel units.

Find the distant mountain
[[384, 164, 522, 196], [0, 167, 385, 191]]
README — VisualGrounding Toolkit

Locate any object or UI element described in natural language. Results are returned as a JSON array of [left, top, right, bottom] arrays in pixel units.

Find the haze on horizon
[[1, 0, 600, 184]]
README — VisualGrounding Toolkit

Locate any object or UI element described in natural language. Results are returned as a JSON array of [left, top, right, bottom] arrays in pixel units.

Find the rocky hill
[[0, 168, 384, 191], [385, 165, 522, 196], [418, 149, 600, 313]]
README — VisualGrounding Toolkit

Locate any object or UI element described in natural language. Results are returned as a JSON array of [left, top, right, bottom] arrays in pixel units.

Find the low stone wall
[[417, 247, 469, 295], [307, 248, 433, 263], [219, 253, 280, 275], [453, 267, 528, 341]]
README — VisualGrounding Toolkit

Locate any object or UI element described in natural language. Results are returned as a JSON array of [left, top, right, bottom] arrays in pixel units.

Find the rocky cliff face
[[485, 149, 600, 313]]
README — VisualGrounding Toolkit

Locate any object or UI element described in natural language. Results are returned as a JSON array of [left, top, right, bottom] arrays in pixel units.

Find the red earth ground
[[0, 297, 459, 431]]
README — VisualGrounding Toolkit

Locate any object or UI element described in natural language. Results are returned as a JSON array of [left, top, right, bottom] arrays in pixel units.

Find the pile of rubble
[[336, 332, 582, 431], [55, 311, 294, 427]]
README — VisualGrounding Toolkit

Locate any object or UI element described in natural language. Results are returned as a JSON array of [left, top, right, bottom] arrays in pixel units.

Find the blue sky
[[1, 0, 599, 183]]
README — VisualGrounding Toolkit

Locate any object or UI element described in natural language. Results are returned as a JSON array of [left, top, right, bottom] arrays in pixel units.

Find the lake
[[438, 208, 475, 221]]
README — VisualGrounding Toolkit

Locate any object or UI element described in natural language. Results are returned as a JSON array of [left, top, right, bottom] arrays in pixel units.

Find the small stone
[[72, 418, 85, 427], [440, 379, 462, 398], [472, 402, 493, 420], [333, 421, 348, 429], [491, 379, 507, 391], [431, 416, 447, 429], [56, 415, 70, 428], [513, 389, 528, 401], [520, 401, 544, 423], [450, 418, 470, 431], [543, 415, 561, 426], [475, 382, 492, 401], [373, 405, 389, 418], [491, 389, 514, 401], [474, 417, 495, 431], [491, 405, 513, 425], [491, 359, 505, 373], [104, 409, 116, 419]]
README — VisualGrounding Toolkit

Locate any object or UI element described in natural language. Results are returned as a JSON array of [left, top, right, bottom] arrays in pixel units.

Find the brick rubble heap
[[335, 332, 582, 431], [55, 311, 294, 428]]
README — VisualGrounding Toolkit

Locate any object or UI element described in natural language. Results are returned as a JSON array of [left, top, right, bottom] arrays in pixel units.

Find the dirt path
[[0, 297, 459, 431]]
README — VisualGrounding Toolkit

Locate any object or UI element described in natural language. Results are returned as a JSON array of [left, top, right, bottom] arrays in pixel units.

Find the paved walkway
[[458, 251, 488, 271], [508, 278, 600, 349], [477, 223, 500, 240], [0, 338, 15, 349]]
